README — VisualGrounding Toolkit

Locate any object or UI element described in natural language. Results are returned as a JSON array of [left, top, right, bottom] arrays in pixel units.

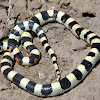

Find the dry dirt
[[0, 0, 100, 100]]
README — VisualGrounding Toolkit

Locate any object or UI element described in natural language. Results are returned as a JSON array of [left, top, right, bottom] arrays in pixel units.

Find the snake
[[0, 10, 100, 97]]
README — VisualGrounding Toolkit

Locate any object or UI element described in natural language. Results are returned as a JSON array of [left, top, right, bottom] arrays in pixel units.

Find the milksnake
[[0, 10, 100, 97]]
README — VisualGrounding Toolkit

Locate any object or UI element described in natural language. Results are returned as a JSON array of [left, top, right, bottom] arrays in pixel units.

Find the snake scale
[[0, 10, 100, 97]]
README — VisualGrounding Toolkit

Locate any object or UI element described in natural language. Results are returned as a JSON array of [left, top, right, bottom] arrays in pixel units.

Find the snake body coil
[[0, 10, 100, 97]]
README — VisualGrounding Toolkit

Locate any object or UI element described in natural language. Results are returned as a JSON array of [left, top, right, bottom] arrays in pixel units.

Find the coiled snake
[[0, 10, 100, 97]]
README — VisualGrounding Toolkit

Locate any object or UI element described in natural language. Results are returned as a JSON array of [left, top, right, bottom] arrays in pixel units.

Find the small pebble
[[8, 19, 15, 25], [0, 85, 9, 91], [39, 72, 46, 80]]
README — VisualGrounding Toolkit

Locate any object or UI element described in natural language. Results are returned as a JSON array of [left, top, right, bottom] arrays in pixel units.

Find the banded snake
[[0, 10, 100, 97]]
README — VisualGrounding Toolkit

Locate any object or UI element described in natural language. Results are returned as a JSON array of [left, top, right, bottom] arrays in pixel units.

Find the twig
[[7, 0, 12, 22]]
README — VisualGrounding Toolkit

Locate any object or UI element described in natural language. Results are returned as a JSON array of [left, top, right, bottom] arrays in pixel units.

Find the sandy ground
[[0, 0, 100, 100]]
